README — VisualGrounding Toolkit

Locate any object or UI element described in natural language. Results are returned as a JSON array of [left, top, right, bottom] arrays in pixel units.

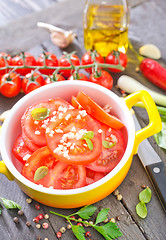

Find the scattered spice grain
[[26, 198, 32, 204], [116, 216, 121, 221], [113, 189, 119, 196], [59, 226, 66, 233], [116, 193, 123, 201], [42, 222, 49, 229], [18, 210, 24, 216], [36, 223, 41, 229], [44, 214, 49, 219], [109, 218, 116, 223], [56, 231, 62, 238], [67, 224, 72, 229], [26, 221, 31, 227], [35, 204, 40, 210], [13, 217, 19, 224]]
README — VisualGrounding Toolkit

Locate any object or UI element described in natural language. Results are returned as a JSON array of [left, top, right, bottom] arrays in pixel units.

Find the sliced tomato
[[12, 134, 32, 164], [46, 109, 102, 165], [21, 146, 57, 187], [76, 91, 124, 130], [71, 96, 83, 109], [22, 129, 40, 152], [49, 162, 86, 189], [21, 98, 71, 146], [85, 168, 105, 185], [86, 124, 126, 172]]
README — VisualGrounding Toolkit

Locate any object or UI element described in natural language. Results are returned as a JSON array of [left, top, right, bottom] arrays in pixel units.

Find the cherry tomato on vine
[[105, 51, 127, 72], [89, 70, 113, 90], [81, 51, 104, 74], [0, 52, 12, 76], [0, 72, 21, 97], [22, 72, 44, 94], [37, 52, 58, 76], [11, 53, 37, 76], [58, 53, 80, 78], [44, 74, 65, 85], [68, 72, 89, 81]]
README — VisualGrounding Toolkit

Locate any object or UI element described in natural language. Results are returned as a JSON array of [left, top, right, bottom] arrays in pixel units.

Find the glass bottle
[[83, 0, 130, 57]]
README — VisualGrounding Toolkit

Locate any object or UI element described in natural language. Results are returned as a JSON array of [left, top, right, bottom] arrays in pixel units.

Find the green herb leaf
[[136, 202, 147, 218], [82, 131, 94, 139], [0, 197, 21, 210], [34, 166, 49, 181], [154, 116, 166, 150], [72, 225, 86, 240], [139, 187, 152, 203], [75, 205, 97, 220], [95, 208, 109, 225], [102, 141, 116, 149], [31, 108, 51, 121], [84, 138, 93, 150], [93, 222, 123, 240]]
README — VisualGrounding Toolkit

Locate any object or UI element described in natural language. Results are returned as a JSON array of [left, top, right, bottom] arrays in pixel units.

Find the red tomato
[[11, 53, 37, 76], [89, 70, 113, 89], [105, 51, 127, 72], [22, 72, 44, 94], [44, 74, 65, 85], [81, 51, 104, 74], [58, 54, 80, 78], [49, 162, 86, 189], [22, 129, 40, 152], [0, 72, 21, 97], [21, 146, 57, 187], [0, 53, 12, 75], [85, 168, 105, 185], [46, 109, 102, 165], [12, 134, 32, 164], [37, 52, 58, 76], [68, 73, 89, 81], [21, 98, 72, 146], [86, 124, 126, 172], [76, 91, 124, 130], [71, 96, 83, 109]]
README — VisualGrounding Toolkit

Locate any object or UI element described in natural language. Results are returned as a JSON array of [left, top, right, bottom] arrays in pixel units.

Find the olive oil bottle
[[83, 0, 130, 57]]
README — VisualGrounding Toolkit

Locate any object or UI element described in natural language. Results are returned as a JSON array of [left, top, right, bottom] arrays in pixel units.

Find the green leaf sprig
[[50, 205, 122, 240], [81, 131, 94, 150], [136, 187, 152, 218], [0, 197, 21, 215], [102, 140, 116, 149]]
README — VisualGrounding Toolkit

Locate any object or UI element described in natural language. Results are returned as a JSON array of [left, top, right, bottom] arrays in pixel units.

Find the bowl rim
[[0, 81, 135, 195]]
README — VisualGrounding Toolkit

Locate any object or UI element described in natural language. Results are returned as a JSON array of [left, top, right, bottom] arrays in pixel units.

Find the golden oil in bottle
[[83, 1, 129, 57]]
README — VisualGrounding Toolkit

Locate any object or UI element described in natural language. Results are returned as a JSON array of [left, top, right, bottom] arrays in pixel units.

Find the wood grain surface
[[0, 0, 166, 240]]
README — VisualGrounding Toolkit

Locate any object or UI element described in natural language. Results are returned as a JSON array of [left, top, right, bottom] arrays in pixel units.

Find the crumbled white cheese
[[55, 128, 63, 133], [98, 129, 103, 133], [23, 154, 31, 161], [76, 114, 81, 120], [34, 120, 39, 125], [35, 130, 41, 135], [65, 114, 71, 120], [79, 110, 87, 117]]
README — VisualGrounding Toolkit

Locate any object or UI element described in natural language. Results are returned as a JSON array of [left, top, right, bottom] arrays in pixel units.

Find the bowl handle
[[124, 90, 162, 154], [0, 126, 14, 181]]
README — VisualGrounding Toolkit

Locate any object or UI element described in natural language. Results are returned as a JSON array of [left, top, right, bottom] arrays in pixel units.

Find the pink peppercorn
[[38, 214, 44, 220], [35, 204, 40, 210], [85, 231, 91, 237], [56, 231, 62, 238], [33, 217, 39, 223], [77, 223, 83, 226], [42, 222, 49, 229]]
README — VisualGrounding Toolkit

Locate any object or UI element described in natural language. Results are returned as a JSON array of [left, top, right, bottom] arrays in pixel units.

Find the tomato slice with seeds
[[21, 146, 57, 187], [21, 98, 72, 146], [22, 129, 40, 152], [86, 124, 126, 172], [49, 162, 86, 189], [46, 109, 102, 165], [12, 134, 32, 164], [85, 168, 105, 186], [76, 91, 124, 130]]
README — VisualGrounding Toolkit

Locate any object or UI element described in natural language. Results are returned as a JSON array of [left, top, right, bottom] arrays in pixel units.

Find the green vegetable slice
[[31, 107, 51, 120]]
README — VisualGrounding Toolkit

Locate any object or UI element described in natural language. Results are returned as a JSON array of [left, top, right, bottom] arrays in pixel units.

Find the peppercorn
[[116, 193, 123, 201], [26, 221, 31, 227], [116, 216, 121, 221], [42, 222, 49, 229], [56, 231, 62, 238], [44, 238, 49, 240], [13, 217, 19, 224], [33, 217, 39, 223], [83, 221, 89, 227], [113, 189, 119, 196], [88, 221, 93, 225], [67, 224, 72, 229], [44, 214, 49, 219], [109, 218, 115, 223], [103, 218, 109, 223], [18, 210, 24, 216], [141, 184, 146, 189], [36, 236, 41, 240], [78, 217, 82, 222], [77, 222, 83, 226], [38, 213, 44, 220], [36, 224, 41, 229]]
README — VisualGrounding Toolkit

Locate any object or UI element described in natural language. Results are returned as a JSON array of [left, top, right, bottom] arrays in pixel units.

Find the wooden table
[[0, 0, 165, 239]]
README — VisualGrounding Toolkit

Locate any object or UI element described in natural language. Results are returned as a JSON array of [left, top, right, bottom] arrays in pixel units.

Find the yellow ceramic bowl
[[0, 81, 162, 208]]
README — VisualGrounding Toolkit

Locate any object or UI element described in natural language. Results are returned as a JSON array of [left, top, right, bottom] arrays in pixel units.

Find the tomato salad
[[12, 91, 127, 190]]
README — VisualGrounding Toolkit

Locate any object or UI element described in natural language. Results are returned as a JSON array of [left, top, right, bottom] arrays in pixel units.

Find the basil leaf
[[139, 187, 152, 203], [0, 197, 21, 210], [72, 225, 86, 240], [85, 138, 93, 150], [95, 208, 109, 225], [82, 131, 94, 139], [102, 140, 116, 149], [154, 116, 166, 150], [34, 166, 49, 181], [93, 222, 123, 239], [31, 108, 51, 121], [136, 202, 147, 218], [76, 205, 97, 220]]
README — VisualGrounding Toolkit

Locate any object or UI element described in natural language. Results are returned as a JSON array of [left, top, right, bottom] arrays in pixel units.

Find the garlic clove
[[139, 44, 161, 59], [0, 110, 11, 122]]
